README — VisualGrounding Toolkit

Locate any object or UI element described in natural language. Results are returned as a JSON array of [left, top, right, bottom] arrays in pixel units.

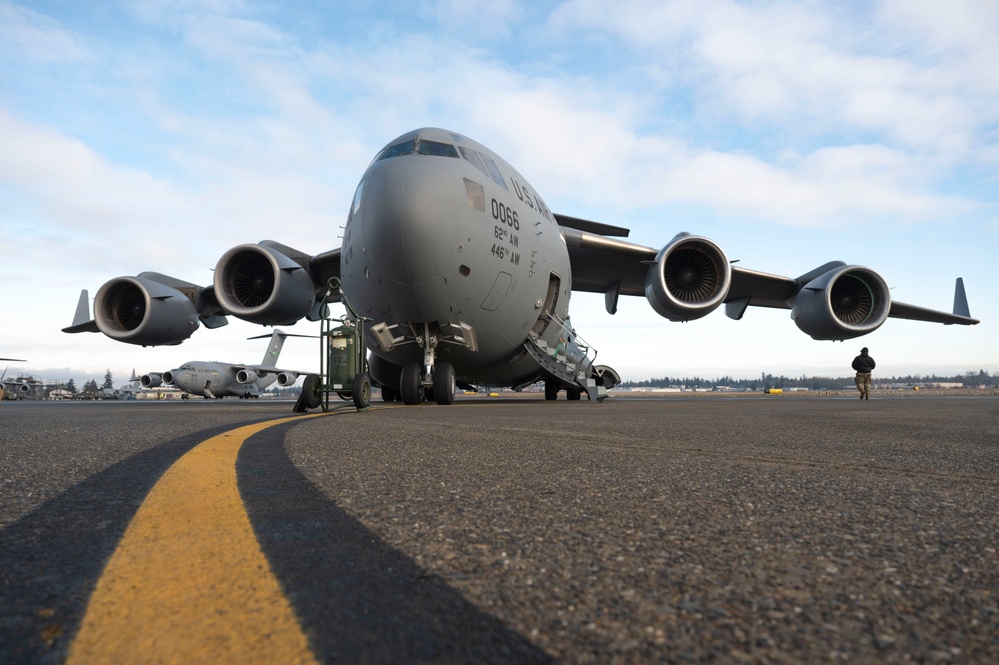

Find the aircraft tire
[[380, 385, 397, 402], [566, 388, 582, 401], [400, 363, 422, 405], [544, 380, 559, 401], [433, 362, 456, 406], [302, 374, 322, 410], [352, 373, 371, 409]]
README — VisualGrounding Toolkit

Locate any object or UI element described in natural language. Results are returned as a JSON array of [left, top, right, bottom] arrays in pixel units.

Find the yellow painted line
[[68, 414, 329, 665]]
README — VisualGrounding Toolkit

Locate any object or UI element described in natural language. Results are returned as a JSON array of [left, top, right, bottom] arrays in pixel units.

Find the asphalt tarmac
[[1, 395, 997, 664]]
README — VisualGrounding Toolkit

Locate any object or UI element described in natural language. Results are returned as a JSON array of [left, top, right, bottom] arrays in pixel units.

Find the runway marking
[[67, 413, 332, 665]]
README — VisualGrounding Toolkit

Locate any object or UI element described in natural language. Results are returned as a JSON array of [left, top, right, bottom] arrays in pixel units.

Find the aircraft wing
[[560, 223, 978, 336], [233, 365, 312, 377], [560, 227, 656, 298]]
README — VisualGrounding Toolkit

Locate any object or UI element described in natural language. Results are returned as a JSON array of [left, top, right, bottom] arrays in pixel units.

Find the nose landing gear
[[399, 361, 456, 406], [398, 323, 456, 405]]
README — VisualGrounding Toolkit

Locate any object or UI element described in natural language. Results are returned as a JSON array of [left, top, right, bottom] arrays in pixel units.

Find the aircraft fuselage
[[342, 128, 581, 390]]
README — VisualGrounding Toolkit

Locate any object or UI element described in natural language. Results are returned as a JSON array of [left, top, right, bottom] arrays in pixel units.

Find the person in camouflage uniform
[[852, 347, 876, 400]]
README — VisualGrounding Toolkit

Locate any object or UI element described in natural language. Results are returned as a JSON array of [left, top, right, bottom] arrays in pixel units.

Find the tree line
[[620, 369, 998, 391]]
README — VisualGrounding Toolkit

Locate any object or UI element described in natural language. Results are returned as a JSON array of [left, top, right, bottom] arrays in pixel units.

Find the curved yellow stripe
[[68, 415, 327, 665]]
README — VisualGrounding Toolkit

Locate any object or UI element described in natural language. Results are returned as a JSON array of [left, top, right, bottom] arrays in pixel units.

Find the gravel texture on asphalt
[[283, 396, 999, 664], [2, 396, 997, 664]]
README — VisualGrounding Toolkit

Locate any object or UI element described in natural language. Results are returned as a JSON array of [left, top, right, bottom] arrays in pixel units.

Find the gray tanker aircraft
[[64, 128, 978, 405], [134, 328, 310, 399]]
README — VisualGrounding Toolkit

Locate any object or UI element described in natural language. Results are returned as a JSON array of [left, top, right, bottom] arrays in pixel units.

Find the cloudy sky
[[2, 0, 996, 388]]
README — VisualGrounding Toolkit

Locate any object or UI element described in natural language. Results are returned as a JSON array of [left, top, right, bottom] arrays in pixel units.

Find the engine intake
[[236, 369, 259, 384], [94, 274, 200, 346], [275, 371, 298, 387], [140, 373, 163, 388], [791, 265, 890, 340], [214, 243, 317, 325], [645, 234, 732, 321]]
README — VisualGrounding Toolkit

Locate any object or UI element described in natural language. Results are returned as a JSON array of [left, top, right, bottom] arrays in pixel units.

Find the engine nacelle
[[140, 373, 163, 388], [94, 275, 200, 346], [644, 234, 732, 321], [275, 371, 298, 387], [236, 369, 259, 384], [162, 370, 175, 385], [791, 265, 891, 340], [214, 243, 317, 325]]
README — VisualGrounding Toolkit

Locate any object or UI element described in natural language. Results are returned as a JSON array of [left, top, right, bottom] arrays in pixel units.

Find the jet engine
[[644, 234, 732, 321], [214, 242, 317, 325], [236, 369, 259, 384], [140, 373, 163, 388], [791, 265, 891, 340], [275, 371, 298, 387], [94, 274, 200, 346]]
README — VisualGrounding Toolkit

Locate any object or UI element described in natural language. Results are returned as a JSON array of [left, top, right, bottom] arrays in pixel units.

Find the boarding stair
[[524, 332, 607, 402]]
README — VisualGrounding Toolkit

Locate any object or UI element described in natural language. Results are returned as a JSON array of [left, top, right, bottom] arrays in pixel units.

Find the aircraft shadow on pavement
[[0, 423, 246, 664], [238, 422, 555, 664]]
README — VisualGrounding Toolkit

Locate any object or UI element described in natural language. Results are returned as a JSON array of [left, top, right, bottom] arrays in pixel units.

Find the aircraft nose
[[358, 158, 462, 284]]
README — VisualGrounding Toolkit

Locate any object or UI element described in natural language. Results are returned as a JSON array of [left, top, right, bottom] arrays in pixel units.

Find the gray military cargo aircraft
[[63, 128, 978, 405], [136, 329, 310, 399]]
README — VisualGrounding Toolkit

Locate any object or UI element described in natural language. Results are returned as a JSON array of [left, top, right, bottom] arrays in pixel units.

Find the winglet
[[953, 278, 971, 318], [62, 289, 100, 334]]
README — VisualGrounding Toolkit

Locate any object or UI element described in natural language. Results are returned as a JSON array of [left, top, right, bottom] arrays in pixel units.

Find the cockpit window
[[350, 179, 365, 218], [478, 152, 508, 190], [376, 137, 459, 162], [459, 146, 487, 176], [416, 139, 459, 158], [377, 139, 416, 161]]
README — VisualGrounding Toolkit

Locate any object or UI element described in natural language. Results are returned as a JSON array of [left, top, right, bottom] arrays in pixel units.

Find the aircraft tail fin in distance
[[62, 289, 100, 334], [953, 277, 971, 318], [247, 329, 317, 367], [263, 330, 286, 366]]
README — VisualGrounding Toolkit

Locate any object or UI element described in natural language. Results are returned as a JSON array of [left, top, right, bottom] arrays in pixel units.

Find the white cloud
[[548, 0, 995, 163], [0, 1, 90, 63], [0, 108, 181, 232]]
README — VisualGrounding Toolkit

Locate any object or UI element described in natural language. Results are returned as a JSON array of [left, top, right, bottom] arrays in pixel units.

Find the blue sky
[[2, 0, 996, 387]]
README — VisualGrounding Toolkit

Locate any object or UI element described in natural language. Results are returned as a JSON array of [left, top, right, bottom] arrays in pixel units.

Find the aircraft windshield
[[416, 139, 459, 157], [458, 146, 508, 190], [377, 137, 459, 161]]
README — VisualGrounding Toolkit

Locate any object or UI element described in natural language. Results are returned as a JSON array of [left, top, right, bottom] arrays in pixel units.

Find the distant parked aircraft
[[139, 329, 311, 399]]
